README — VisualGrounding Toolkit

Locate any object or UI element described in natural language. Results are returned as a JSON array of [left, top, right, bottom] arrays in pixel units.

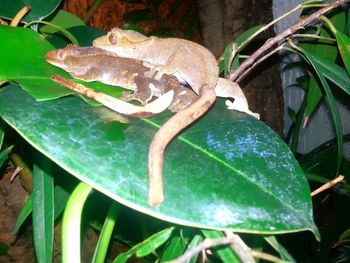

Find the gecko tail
[[148, 85, 216, 207]]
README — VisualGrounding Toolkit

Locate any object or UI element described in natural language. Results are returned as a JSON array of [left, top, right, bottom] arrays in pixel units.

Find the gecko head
[[93, 28, 148, 56]]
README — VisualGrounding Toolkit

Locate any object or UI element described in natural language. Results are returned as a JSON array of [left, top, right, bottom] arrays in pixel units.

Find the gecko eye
[[108, 33, 118, 45], [57, 50, 65, 61]]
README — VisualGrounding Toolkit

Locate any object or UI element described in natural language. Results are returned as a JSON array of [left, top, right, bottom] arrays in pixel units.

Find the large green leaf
[[0, 25, 122, 102], [0, 0, 61, 23], [0, 85, 318, 237]]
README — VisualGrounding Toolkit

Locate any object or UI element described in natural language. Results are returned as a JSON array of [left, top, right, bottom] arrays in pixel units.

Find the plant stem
[[62, 182, 93, 263], [92, 202, 120, 263], [230, 0, 350, 83]]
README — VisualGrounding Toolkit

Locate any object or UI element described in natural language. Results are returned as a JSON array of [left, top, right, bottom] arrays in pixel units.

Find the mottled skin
[[93, 29, 219, 207], [45, 45, 198, 112]]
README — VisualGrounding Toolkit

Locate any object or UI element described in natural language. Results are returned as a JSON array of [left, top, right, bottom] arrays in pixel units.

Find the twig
[[168, 236, 235, 263], [311, 175, 345, 196], [251, 250, 284, 263], [224, 231, 255, 263], [235, 45, 284, 83], [230, 0, 350, 83], [169, 232, 256, 263], [10, 6, 30, 27], [292, 33, 336, 42], [51, 75, 174, 118]]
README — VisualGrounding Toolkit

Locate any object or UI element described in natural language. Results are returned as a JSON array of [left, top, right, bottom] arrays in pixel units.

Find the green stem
[[83, 0, 105, 23], [62, 182, 93, 263], [92, 202, 120, 263], [25, 20, 79, 46]]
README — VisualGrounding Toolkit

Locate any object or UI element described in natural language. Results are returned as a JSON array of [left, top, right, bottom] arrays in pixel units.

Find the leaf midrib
[[142, 117, 310, 226]]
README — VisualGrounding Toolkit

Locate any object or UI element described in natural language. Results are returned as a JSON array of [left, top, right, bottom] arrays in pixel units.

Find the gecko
[[93, 28, 259, 206], [45, 45, 198, 116]]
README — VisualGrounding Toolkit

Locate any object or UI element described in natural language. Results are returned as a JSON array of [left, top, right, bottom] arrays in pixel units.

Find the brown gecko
[[45, 45, 198, 117]]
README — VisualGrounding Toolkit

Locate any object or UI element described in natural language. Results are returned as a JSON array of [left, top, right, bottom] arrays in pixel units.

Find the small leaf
[[264, 236, 296, 262], [0, 146, 11, 168], [0, 120, 4, 147], [335, 30, 350, 75], [135, 227, 174, 257], [201, 230, 241, 263], [235, 24, 265, 48], [113, 227, 174, 262], [305, 75, 322, 118], [160, 229, 187, 261], [12, 195, 33, 235]]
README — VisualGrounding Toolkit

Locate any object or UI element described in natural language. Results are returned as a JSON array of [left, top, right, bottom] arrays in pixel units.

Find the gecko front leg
[[51, 75, 174, 117]]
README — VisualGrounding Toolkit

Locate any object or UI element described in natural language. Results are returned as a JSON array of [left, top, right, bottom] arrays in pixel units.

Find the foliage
[[122, 0, 199, 38], [283, 3, 350, 262], [0, 0, 349, 262]]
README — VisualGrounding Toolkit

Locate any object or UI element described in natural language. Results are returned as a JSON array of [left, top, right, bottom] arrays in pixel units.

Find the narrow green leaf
[[201, 230, 241, 263], [32, 157, 55, 263], [12, 182, 69, 236], [0, 146, 11, 167], [297, 48, 344, 174], [290, 90, 307, 153], [62, 182, 93, 263], [287, 107, 297, 123], [40, 10, 85, 35], [0, 120, 4, 147], [301, 10, 345, 118], [335, 31, 350, 75], [303, 50, 350, 96], [53, 183, 71, 220], [305, 76, 322, 119], [12, 195, 33, 235], [219, 43, 234, 77], [264, 236, 296, 262], [160, 229, 187, 261], [136, 227, 174, 257], [235, 25, 264, 48], [113, 227, 174, 262], [187, 234, 204, 263], [92, 202, 120, 263]]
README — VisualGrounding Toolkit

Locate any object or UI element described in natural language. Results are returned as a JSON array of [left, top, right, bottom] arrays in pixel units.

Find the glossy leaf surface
[[0, 85, 318, 236]]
